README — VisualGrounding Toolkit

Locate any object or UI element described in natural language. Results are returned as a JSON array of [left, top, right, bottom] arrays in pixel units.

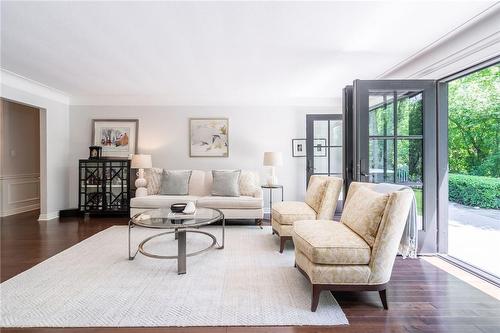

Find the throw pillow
[[239, 170, 259, 196], [160, 170, 192, 195], [145, 168, 163, 195], [341, 186, 389, 247], [212, 170, 241, 197]]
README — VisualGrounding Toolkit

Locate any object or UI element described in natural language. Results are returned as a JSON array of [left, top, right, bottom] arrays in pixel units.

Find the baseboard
[[38, 211, 59, 221], [0, 204, 40, 217]]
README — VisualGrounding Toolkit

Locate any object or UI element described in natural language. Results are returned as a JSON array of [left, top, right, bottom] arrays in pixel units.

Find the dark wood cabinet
[[78, 159, 130, 215]]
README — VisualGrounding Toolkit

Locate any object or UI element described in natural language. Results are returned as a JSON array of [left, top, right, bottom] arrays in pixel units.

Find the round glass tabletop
[[131, 207, 223, 229]]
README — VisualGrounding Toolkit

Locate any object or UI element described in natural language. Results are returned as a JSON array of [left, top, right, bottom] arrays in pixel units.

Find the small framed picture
[[92, 119, 138, 158], [292, 139, 306, 157]]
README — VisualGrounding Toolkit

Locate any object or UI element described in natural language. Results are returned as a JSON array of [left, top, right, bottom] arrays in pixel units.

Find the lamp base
[[266, 176, 278, 186], [135, 187, 148, 197]]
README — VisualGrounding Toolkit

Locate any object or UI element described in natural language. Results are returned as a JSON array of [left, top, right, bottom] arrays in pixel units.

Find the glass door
[[353, 80, 437, 253], [305, 114, 343, 185]]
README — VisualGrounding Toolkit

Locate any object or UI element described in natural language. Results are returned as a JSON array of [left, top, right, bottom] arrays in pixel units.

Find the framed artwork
[[313, 138, 327, 157], [190, 118, 229, 157], [92, 119, 138, 158], [292, 139, 306, 157]]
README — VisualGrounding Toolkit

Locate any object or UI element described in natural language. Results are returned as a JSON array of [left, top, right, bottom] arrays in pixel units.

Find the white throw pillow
[[239, 171, 258, 196], [145, 168, 163, 195]]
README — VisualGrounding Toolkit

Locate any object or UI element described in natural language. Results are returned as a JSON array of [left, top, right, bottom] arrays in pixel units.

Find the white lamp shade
[[263, 152, 283, 166], [131, 154, 152, 169]]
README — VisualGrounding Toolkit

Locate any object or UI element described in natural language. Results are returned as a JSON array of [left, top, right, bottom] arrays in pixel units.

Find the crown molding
[[0, 69, 70, 105], [378, 3, 500, 79], [70, 94, 341, 108]]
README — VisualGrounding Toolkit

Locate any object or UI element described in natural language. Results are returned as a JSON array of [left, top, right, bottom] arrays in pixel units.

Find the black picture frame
[[88, 146, 102, 159]]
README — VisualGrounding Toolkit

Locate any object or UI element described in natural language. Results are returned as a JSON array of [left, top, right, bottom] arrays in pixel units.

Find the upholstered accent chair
[[271, 175, 343, 253], [292, 182, 413, 311]]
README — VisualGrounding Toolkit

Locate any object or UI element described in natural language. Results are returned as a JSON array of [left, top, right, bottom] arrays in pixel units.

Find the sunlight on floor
[[423, 256, 500, 301]]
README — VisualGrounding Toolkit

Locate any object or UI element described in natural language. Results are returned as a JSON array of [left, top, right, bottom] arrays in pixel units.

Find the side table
[[261, 185, 284, 226]]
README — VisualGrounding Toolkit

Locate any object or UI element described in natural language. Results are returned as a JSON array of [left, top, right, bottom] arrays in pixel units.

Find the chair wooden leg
[[379, 289, 388, 310], [279, 237, 286, 253], [311, 284, 321, 312]]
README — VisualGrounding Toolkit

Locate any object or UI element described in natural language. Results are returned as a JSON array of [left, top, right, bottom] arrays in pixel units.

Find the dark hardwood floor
[[1, 210, 500, 333]]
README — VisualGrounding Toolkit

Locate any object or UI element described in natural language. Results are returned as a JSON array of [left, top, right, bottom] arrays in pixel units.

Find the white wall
[[1, 70, 70, 220], [68, 105, 340, 211], [0, 99, 41, 216]]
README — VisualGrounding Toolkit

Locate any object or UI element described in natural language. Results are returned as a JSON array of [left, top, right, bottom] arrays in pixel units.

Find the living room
[[1, 1, 499, 332]]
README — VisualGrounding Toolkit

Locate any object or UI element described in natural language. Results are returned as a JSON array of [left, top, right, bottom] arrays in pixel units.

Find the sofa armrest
[[253, 187, 263, 198]]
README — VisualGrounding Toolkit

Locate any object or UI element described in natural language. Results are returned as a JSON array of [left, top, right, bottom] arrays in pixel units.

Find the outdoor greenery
[[448, 65, 499, 178], [448, 65, 499, 209], [449, 173, 500, 209]]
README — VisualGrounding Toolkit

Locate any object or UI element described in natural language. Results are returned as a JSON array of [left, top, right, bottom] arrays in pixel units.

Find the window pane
[[369, 139, 394, 183], [330, 120, 342, 146], [369, 98, 394, 136], [329, 147, 342, 174], [397, 92, 423, 136], [397, 139, 423, 222], [313, 120, 328, 141], [314, 155, 328, 173]]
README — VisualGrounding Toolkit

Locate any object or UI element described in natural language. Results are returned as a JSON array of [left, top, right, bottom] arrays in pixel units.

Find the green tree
[[448, 65, 500, 177]]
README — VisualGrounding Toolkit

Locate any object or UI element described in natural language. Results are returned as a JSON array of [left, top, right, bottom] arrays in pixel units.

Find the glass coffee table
[[129, 207, 224, 274]]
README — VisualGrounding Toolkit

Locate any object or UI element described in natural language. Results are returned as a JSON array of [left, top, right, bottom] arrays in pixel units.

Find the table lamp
[[131, 154, 152, 197], [263, 152, 283, 186]]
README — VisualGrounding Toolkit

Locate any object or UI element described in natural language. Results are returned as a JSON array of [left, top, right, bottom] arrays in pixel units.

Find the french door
[[351, 80, 437, 253], [305, 114, 343, 185]]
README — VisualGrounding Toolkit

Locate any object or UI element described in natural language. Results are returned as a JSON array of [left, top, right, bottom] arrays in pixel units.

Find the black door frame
[[305, 114, 343, 186], [352, 79, 437, 254]]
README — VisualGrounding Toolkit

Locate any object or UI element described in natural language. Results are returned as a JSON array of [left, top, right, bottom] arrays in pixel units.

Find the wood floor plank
[[1, 210, 500, 333]]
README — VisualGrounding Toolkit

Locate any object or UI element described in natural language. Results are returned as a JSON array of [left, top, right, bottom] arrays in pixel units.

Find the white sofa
[[130, 169, 264, 221]]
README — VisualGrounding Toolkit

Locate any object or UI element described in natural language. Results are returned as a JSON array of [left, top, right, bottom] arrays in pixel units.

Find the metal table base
[[128, 216, 225, 275]]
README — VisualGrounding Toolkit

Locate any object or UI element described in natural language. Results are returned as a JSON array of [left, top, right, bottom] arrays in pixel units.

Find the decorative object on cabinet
[[190, 118, 228, 157], [263, 152, 283, 186], [88, 146, 102, 159], [92, 119, 138, 158], [292, 139, 306, 157], [131, 154, 152, 197], [79, 159, 131, 215]]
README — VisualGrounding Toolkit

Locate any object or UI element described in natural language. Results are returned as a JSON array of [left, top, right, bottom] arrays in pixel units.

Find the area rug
[[0, 225, 348, 327]]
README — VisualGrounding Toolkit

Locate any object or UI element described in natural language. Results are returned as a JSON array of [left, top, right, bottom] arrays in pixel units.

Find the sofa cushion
[[272, 201, 316, 225], [189, 170, 210, 196], [197, 195, 263, 209], [341, 186, 389, 247], [293, 220, 371, 265], [160, 170, 192, 195], [211, 170, 241, 197], [130, 195, 199, 209]]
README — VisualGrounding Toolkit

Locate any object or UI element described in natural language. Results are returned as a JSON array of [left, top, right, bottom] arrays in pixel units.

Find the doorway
[[437, 61, 499, 282], [305, 114, 343, 182], [0, 99, 41, 217]]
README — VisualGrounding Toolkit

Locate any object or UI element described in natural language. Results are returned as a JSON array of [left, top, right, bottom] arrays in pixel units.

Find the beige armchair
[[292, 182, 413, 311], [271, 175, 343, 253]]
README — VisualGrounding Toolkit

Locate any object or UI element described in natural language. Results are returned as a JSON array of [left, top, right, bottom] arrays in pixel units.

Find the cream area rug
[[0, 226, 348, 327]]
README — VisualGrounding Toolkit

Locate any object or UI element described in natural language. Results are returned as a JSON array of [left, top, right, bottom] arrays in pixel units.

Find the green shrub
[[448, 174, 500, 209]]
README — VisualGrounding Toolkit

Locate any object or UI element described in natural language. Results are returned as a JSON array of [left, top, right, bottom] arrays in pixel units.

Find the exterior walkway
[[448, 202, 500, 278]]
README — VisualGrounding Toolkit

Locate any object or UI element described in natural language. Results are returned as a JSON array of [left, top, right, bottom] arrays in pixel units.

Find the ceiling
[[0, 1, 496, 106]]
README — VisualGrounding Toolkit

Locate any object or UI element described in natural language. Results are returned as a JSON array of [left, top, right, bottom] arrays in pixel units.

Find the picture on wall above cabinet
[[292, 138, 306, 157], [92, 119, 138, 158], [190, 118, 228, 157]]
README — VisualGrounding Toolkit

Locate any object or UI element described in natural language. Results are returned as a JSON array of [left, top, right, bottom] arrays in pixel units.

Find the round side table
[[261, 185, 284, 225]]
